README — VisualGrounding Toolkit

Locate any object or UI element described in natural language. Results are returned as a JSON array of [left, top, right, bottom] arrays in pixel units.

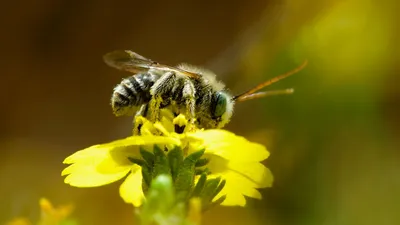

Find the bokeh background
[[1, 0, 399, 224]]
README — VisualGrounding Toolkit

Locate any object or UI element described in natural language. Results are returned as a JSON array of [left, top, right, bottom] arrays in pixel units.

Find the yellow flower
[[5, 198, 73, 225], [62, 109, 272, 207], [38, 198, 74, 225], [187, 198, 202, 225]]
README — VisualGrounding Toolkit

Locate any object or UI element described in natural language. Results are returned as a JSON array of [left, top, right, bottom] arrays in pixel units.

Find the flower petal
[[62, 146, 135, 177], [210, 171, 262, 206], [63, 145, 109, 164], [118, 135, 181, 147], [64, 164, 130, 187], [228, 162, 273, 188], [64, 135, 180, 162], [203, 154, 273, 206], [188, 130, 269, 162], [204, 155, 273, 189], [62, 135, 180, 187], [119, 166, 145, 207], [160, 109, 175, 132]]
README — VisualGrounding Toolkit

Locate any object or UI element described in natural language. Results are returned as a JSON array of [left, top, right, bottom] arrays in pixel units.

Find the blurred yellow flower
[[38, 198, 74, 225], [187, 198, 202, 225], [62, 109, 272, 207], [6, 198, 74, 225], [5, 218, 31, 225]]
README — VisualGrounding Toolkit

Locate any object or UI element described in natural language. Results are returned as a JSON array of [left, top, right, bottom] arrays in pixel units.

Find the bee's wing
[[103, 50, 201, 79], [104, 50, 157, 73]]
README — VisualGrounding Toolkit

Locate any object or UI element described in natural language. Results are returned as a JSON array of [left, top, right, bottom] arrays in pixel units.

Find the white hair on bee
[[177, 63, 226, 91]]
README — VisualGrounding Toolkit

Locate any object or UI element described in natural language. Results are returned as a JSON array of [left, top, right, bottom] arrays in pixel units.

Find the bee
[[104, 50, 307, 130]]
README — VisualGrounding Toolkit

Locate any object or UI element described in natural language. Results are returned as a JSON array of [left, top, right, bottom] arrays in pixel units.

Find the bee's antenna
[[233, 60, 308, 101], [236, 89, 294, 101]]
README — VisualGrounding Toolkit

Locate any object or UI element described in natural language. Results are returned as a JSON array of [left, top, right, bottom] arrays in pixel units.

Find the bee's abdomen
[[111, 73, 158, 116]]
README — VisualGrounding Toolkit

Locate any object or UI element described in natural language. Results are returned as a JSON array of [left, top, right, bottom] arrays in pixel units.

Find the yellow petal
[[97, 147, 136, 173], [64, 135, 180, 164], [63, 145, 109, 164], [139, 119, 158, 136], [228, 162, 273, 188], [205, 155, 273, 188], [64, 165, 130, 187], [154, 122, 171, 136], [210, 171, 262, 207], [62, 146, 137, 177], [188, 130, 269, 162], [203, 154, 273, 207], [160, 109, 175, 132], [160, 108, 175, 121], [112, 135, 181, 148], [62, 135, 181, 185], [119, 166, 145, 207]]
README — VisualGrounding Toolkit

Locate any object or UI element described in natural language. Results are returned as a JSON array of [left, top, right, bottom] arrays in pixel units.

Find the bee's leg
[[136, 103, 149, 117], [148, 96, 163, 122], [148, 72, 176, 122], [182, 78, 196, 127], [132, 104, 148, 135]]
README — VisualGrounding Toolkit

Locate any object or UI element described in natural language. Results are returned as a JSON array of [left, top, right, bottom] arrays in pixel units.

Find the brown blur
[[1, 0, 399, 225]]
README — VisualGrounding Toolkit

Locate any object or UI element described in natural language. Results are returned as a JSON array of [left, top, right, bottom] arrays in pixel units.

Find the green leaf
[[141, 164, 152, 191], [200, 177, 221, 203], [152, 145, 171, 178], [140, 147, 155, 166], [195, 158, 209, 167], [175, 149, 205, 201], [128, 157, 147, 167], [191, 173, 207, 197], [195, 168, 210, 175], [198, 177, 226, 211], [205, 195, 226, 211], [212, 179, 226, 200], [168, 146, 184, 182], [184, 149, 205, 163]]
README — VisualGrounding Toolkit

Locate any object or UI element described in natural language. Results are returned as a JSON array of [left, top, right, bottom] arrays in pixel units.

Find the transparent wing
[[103, 50, 201, 79]]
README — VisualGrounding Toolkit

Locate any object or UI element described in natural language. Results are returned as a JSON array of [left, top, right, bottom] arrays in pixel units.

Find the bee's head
[[211, 91, 235, 128]]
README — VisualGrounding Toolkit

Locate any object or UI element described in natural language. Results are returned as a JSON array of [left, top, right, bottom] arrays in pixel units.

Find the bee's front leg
[[132, 104, 148, 135], [182, 78, 197, 129], [148, 72, 176, 122], [147, 95, 163, 122]]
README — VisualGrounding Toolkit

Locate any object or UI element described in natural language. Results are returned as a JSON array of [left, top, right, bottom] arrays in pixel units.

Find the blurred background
[[1, 0, 399, 224]]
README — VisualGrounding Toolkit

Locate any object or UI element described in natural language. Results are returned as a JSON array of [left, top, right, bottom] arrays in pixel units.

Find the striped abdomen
[[111, 73, 159, 116]]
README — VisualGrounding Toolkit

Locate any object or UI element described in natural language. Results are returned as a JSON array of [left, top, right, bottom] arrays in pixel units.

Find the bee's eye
[[213, 91, 227, 117]]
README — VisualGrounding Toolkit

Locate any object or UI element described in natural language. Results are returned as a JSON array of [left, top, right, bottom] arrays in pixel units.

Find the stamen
[[153, 122, 170, 136], [173, 114, 188, 134], [133, 116, 146, 135], [175, 125, 185, 134], [173, 114, 188, 127]]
